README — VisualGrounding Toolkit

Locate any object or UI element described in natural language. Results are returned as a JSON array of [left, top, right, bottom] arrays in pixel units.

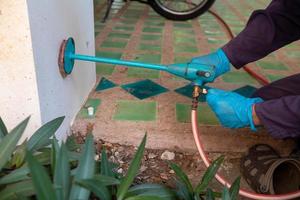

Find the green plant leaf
[[26, 151, 56, 200], [221, 187, 231, 200], [205, 188, 215, 200], [51, 137, 60, 175], [69, 133, 95, 200], [0, 166, 30, 185], [195, 156, 224, 194], [126, 183, 175, 200], [34, 148, 51, 165], [0, 180, 35, 200], [27, 116, 64, 151], [10, 140, 27, 168], [101, 147, 114, 177], [125, 195, 164, 200], [169, 162, 193, 194], [0, 117, 8, 140], [175, 179, 193, 200], [76, 179, 111, 200], [66, 134, 81, 151], [0, 117, 29, 171], [89, 174, 120, 186], [54, 142, 71, 200], [229, 177, 240, 200], [117, 134, 147, 200]]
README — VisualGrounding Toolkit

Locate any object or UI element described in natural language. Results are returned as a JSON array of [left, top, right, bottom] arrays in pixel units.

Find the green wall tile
[[174, 37, 196, 44], [141, 34, 162, 41], [96, 64, 115, 75], [144, 21, 165, 26], [174, 56, 190, 63], [96, 51, 122, 59], [114, 26, 135, 31], [173, 22, 193, 28], [174, 45, 198, 53], [127, 68, 160, 79], [176, 103, 218, 125], [134, 54, 161, 64], [78, 99, 101, 118], [143, 27, 163, 33], [101, 40, 127, 48], [138, 43, 161, 51], [257, 61, 288, 70], [108, 32, 131, 39], [267, 74, 285, 82], [114, 100, 156, 121], [222, 71, 256, 84]]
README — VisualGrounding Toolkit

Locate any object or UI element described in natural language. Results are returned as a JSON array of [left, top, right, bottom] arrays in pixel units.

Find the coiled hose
[[190, 10, 300, 200]]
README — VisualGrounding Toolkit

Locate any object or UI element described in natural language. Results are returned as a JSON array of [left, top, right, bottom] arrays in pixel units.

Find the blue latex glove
[[206, 88, 263, 131], [191, 49, 231, 80]]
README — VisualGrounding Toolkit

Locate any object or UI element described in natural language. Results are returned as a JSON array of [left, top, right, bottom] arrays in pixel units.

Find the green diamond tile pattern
[[96, 77, 117, 91], [121, 79, 168, 99], [232, 85, 257, 98], [78, 99, 101, 118], [113, 100, 156, 121], [96, 51, 122, 59], [257, 61, 288, 71], [174, 84, 206, 102], [114, 25, 135, 32], [142, 27, 163, 33], [222, 71, 256, 84], [176, 103, 219, 125]]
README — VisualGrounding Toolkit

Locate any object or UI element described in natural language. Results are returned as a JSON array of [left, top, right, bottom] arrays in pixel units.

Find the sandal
[[241, 144, 300, 194]]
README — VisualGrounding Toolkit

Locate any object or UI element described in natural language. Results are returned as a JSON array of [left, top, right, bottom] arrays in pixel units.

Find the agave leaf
[[195, 156, 224, 194], [0, 117, 8, 139], [51, 137, 60, 175], [126, 183, 175, 200], [0, 180, 35, 200], [54, 142, 71, 200], [169, 162, 193, 194], [10, 140, 27, 168], [90, 174, 120, 186], [0, 117, 29, 171], [175, 179, 193, 200], [26, 151, 56, 200], [222, 187, 231, 200], [117, 134, 147, 200], [76, 179, 111, 200], [229, 177, 240, 200], [34, 149, 51, 165], [27, 116, 64, 151], [66, 134, 81, 151], [69, 133, 95, 200], [101, 147, 114, 177], [125, 195, 164, 200], [205, 188, 215, 200], [0, 166, 30, 185]]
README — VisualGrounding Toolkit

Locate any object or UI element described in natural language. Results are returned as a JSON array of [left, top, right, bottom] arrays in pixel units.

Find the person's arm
[[222, 0, 300, 68], [254, 96, 300, 139]]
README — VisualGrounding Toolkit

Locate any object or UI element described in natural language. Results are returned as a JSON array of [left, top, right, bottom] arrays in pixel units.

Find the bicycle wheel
[[148, 0, 215, 21]]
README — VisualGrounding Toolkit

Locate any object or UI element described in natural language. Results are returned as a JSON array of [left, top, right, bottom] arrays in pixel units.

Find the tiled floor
[[73, 0, 298, 153]]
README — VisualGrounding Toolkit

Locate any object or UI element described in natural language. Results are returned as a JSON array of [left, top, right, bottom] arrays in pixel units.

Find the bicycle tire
[[148, 0, 215, 21]]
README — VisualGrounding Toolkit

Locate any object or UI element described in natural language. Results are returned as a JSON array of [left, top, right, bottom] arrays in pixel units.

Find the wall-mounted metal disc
[[58, 37, 75, 78]]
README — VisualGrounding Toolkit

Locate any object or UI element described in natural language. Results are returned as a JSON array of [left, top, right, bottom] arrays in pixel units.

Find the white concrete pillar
[[0, 0, 96, 140]]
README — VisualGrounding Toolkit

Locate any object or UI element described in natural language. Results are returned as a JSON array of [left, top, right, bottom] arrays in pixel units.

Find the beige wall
[[0, 0, 42, 140]]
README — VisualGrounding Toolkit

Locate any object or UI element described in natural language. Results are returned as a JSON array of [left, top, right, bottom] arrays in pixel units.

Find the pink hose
[[191, 110, 300, 199]]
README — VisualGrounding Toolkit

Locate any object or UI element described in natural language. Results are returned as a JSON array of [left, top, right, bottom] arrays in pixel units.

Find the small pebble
[[148, 153, 157, 159], [161, 151, 175, 161]]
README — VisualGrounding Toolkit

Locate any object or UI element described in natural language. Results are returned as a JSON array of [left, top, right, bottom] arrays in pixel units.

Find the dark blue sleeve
[[255, 96, 300, 139], [222, 0, 300, 68]]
